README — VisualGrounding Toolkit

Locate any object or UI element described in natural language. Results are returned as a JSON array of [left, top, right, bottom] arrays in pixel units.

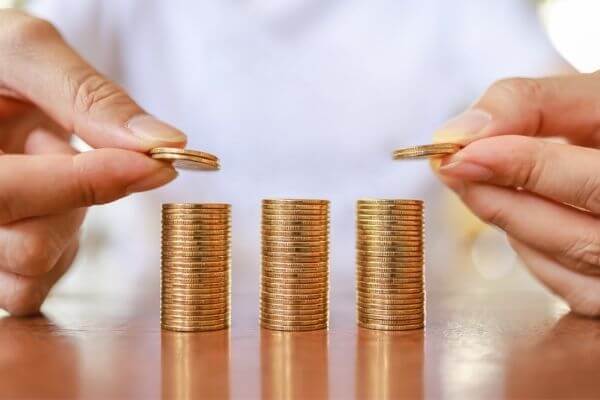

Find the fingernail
[[433, 109, 492, 143], [127, 115, 187, 146], [439, 158, 493, 181], [127, 166, 178, 194]]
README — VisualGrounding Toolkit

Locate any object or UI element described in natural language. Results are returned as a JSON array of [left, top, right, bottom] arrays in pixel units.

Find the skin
[[435, 72, 600, 317], [0, 10, 188, 315]]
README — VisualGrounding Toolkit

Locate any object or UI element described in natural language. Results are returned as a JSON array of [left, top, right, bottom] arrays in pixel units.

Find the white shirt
[[26, 0, 561, 298]]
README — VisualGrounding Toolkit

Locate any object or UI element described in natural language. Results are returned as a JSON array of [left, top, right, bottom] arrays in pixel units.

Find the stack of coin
[[356, 199, 424, 331], [260, 199, 330, 331], [161, 203, 231, 332]]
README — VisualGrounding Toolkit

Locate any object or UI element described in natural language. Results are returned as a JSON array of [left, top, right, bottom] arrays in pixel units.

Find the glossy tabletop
[[1, 283, 599, 399]]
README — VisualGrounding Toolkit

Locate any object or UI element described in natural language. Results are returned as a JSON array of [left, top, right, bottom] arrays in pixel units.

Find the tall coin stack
[[356, 199, 424, 330], [260, 199, 330, 331], [161, 203, 231, 332]]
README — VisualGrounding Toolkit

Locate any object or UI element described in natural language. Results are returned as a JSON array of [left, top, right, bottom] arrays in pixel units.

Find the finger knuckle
[[491, 77, 544, 102], [4, 275, 45, 316], [1, 11, 60, 50], [69, 70, 125, 116], [71, 155, 100, 206], [574, 176, 600, 212], [10, 233, 58, 276], [562, 232, 600, 268]]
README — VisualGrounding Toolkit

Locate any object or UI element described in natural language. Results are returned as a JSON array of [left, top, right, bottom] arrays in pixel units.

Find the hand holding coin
[[0, 10, 187, 315], [434, 74, 600, 317]]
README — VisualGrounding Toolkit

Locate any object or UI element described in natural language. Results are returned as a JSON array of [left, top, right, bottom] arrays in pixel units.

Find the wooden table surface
[[1, 285, 599, 399]]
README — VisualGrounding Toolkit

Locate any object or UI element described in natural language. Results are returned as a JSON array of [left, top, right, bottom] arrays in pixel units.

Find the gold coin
[[357, 260, 423, 268], [358, 321, 423, 331], [262, 228, 329, 236], [263, 264, 328, 272], [357, 308, 423, 318], [163, 212, 230, 219], [161, 297, 229, 306], [356, 255, 424, 263], [357, 225, 422, 233], [356, 231, 422, 239], [357, 249, 422, 256], [357, 302, 423, 312], [161, 323, 229, 332], [261, 280, 328, 289], [263, 208, 329, 216], [262, 255, 327, 263], [161, 311, 230, 320], [357, 214, 422, 221], [262, 247, 328, 256], [161, 306, 229, 315], [260, 314, 327, 324], [162, 249, 229, 257], [356, 275, 421, 284], [357, 286, 422, 294], [357, 209, 423, 216], [356, 237, 423, 245], [162, 218, 230, 226], [162, 275, 229, 285], [162, 270, 230, 279], [262, 235, 329, 244], [263, 241, 329, 249], [356, 243, 423, 252], [151, 151, 220, 170], [162, 228, 230, 236], [357, 290, 423, 299], [151, 147, 218, 161], [356, 281, 422, 290], [162, 254, 229, 261], [261, 292, 327, 301], [260, 315, 327, 325], [262, 220, 328, 228], [392, 143, 461, 159], [262, 214, 329, 222], [163, 203, 229, 209], [261, 322, 327, 332], [162, 280, 229, 289], [263, 199, 329, 206], [358, 313, 424, 323], [358, 296, 424, 305], [261, 275, 328, 284], [261, 287, 327, 296], [358, 199, 422, 205], [259, 303, 328, 313], [162, 237, 228, 244], [163, 244, 230, 252], [162, 260, 230, 268]]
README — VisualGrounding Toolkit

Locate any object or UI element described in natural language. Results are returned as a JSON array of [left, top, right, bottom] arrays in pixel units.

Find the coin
[[358, 321, 423, 331], [150, 147, 220, 170], [263, 199, 329, 206], [263, 208, 329, 216], [151, 147, 218, 161], [261, 322, 327, 331], [392, 143, 461, 159], [163, 203, 229, 209]]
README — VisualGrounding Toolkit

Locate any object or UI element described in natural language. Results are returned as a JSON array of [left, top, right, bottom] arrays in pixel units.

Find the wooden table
[[1, 285, 599, 399]]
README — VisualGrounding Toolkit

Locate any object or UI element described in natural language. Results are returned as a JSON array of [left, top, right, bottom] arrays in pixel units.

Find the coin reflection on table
[[161, 330, 231, 400], [260, 329, 329, 399], [355, 328, 424, 400]]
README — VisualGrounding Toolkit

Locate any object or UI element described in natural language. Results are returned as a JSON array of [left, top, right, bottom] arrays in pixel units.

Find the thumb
[[433, 72, 600, 147], [0, 10, 187, 151]]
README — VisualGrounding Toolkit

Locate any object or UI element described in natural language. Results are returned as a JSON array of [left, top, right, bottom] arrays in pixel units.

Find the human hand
[[0, 10, 187, 315], [434, 72, 600, 317]]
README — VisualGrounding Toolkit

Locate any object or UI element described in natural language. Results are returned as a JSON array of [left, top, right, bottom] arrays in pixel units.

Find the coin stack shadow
[[260, 199, 330, 331], [356, 199, 425, 330], [161, 203, 231, 332]]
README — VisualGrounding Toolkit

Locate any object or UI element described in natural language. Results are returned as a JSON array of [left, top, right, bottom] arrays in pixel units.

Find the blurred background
[[0, 0, 592, 318]]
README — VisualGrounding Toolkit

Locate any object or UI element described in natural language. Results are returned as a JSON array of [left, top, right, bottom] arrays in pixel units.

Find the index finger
[[0, 149, 176, 224]]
